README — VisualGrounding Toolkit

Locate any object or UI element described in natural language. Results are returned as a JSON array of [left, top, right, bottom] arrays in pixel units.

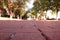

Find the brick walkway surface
[[0, 20, 60, 40]]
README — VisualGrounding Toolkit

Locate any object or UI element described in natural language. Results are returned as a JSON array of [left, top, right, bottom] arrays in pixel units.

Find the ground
[[0, 20, 60, 40]]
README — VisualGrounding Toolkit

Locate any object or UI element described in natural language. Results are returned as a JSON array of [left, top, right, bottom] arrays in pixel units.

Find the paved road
[[0, 20, 60, 40]]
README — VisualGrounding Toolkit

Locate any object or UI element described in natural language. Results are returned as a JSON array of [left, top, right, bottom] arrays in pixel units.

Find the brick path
[[0, 20, 60, 40]]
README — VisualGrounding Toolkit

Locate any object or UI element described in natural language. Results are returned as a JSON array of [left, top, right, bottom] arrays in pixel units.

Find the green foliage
[[4, 0, 8, 6], [33, 0, 41, 11], [32, 0, 60, 12], [15, 8, 20, 15], [16, 0, 27, 8]]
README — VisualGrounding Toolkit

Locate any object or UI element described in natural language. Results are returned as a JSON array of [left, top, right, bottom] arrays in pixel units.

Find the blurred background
[[0, 0, 60, 20]]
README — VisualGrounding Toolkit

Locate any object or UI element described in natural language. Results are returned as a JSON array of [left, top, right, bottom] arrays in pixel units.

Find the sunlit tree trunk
[[20, 8, 26, 19], [8, 0, 13, 19]]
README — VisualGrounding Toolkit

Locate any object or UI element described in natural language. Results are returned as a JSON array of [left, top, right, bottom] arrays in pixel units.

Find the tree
[[32, 0, 47, 19], [15, 0, 28, 19]]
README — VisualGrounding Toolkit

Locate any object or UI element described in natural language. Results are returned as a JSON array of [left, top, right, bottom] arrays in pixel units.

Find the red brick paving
[[0, 20, 60, 40]]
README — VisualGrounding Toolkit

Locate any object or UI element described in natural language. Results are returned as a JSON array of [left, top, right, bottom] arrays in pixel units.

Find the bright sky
[[25, 0, 35, 11], [13, 0, 17, 2]]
